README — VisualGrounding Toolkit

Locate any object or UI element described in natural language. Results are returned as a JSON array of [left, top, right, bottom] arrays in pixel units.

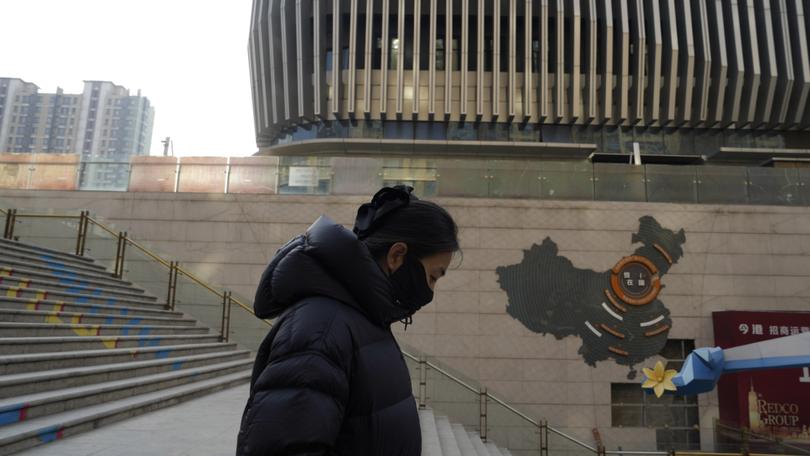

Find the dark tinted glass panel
[[646, 165, 697, 203], [594, 163, 646, 202], [540, 161, 593, 200], [697, 166, 748, 204], [612, 405, 643, 427], [747, 167, 802, 206]]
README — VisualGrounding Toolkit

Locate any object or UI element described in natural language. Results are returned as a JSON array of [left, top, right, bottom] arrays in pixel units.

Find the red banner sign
[[713, 311, 810, 445]]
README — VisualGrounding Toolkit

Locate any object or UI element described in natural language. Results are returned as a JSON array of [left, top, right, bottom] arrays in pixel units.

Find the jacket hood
[[253, 216, 412, 326]]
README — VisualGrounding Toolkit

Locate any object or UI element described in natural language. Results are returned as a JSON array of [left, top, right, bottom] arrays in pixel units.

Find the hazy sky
[[0, 0, 256, 157]]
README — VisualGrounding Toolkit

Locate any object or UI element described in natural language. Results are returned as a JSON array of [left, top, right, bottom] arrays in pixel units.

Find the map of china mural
[[497, 216, 686, 378]]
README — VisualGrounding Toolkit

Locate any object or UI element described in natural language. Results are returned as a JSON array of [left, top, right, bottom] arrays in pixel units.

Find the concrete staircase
[[419, 408, 512, 456], [0, 237, 253, 455]]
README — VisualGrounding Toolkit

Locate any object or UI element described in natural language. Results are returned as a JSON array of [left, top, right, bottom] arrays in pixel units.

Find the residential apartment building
[[0, 78, 155, 189]]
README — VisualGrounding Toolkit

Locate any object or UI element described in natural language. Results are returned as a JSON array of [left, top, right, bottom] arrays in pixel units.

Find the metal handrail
[[12, 213, 80, 219], [547, 425, 599, 452], [714, 421, 810, 455], [86, 216, 119, 238], [125, 238, 172, 269]]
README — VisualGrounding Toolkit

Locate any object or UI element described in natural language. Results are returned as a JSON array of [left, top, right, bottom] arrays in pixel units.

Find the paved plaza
[[20, 383, 250, 456]]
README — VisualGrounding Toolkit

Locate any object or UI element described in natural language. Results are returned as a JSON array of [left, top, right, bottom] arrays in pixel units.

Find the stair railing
[[4, 208, 795, 456]]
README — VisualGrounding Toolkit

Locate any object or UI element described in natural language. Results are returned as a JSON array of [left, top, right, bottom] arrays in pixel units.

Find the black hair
[[361, 199, 460, 261]]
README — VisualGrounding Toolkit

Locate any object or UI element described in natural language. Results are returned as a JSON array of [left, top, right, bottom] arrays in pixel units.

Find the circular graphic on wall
[[610, 256, 661, 306]]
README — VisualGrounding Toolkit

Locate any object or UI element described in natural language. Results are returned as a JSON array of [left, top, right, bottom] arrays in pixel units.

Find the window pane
[[612, 405, 644, 427], [611, 383, 643, 404]]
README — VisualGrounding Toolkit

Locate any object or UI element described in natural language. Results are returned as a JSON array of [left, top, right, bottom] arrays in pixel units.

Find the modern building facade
[[0, 78, 155, 189], [249, 0, 810, 160], [245, 1, 810, 453]]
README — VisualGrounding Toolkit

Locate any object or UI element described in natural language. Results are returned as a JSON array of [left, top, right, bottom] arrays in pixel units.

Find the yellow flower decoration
[[642, 361, 678, 398]]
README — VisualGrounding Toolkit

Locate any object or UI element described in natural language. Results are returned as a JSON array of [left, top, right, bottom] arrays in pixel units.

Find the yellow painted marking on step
[[70, 315, 83, 325], [45, 314, 62, 325], [102, 338, 118, 349], [26, 302, 36, 311], [6, 288, 19, 298], [0, 267, 12, 277], [16, 279, 30, 288], [35, 292, 47, 300]]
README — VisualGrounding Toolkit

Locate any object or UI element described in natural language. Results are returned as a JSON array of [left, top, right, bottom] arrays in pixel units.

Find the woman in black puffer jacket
[[236, 186, 459, 456]]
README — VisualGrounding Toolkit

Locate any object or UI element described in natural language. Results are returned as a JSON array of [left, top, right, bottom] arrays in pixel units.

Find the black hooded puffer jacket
[[236, 216, 422, 456]]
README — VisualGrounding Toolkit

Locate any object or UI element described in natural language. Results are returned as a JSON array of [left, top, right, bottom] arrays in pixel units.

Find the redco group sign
[[713, 311, 810, 444]]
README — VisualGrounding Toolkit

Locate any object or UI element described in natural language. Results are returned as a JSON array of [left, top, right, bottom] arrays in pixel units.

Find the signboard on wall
[[713, 311, 810, 445], [288, 167, 320, 187]]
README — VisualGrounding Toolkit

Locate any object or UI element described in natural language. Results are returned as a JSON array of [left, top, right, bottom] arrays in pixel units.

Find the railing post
[[480, 387, 488, 442], [75, 211, 89, 256], [741, 426, 750, 455], [418, 357, 427, 409], [114, 232, 127, 278], [540, 420, 548, 456], [3, 209, 15, 240], [167, 261, 178, 311], [221, 290, 232, 342]]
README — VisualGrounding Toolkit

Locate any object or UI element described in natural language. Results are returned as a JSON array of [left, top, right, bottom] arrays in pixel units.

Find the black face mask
[[389, 254, 434, 315]]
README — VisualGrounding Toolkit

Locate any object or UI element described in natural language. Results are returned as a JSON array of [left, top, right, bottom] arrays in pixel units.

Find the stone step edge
[[0, 256, 135, 289], [434, 415, 463, 456], [0, 270, 153, 299], [0, 265, 147, 298], [0, 238, 96, 264], [0, 369, 251, 451], [0, 307, 195, 327], [0, 252, 116, 279], [2, 243, 106, 271], [0, 350, 251, 387], [0, 341, 237, 366], [0, 322, 204, 332], [0, 358, 252, 414], [0, 295, 179, 317], [0, 284, 161, 308], [0, 334, 220, 347], [0, 271, 163, 298]]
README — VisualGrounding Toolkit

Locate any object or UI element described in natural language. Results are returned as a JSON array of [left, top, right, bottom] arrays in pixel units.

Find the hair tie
[[353, 185, 417, 239]]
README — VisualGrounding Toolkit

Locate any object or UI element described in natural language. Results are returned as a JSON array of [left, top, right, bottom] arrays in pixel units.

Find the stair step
[[0, 370, 250, 455], [0, 256, 134, 290], [0, 295, 181, 319], [451, 423, 478, 455], [419, 408, 444, 456], [468, 432, 492, 456], [0, 270, 157, 300], [486, 442, 504, 456], [0, 342, 236, 375], [0, 308, 195, 330], [435, 416, 462, 456], [0, 285, 161, 308], [0, 334, 222, 355], [0, 358, 251, 426], [0, 251, 117, 281], [0, 322, 208, 338], [1, 267, 152, 298], [0, 350, 251, 399], [0, 239, 103, 268], [0, 243, 106, 271]]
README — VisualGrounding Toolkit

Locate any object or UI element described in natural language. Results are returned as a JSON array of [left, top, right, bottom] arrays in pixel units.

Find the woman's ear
[[385, 242, 408, 274]]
